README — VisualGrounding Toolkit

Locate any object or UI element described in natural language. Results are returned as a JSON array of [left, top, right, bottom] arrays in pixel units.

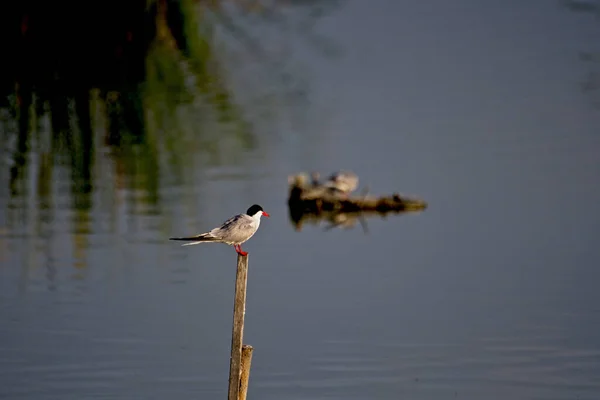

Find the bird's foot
[[234, 245, 248, 256]]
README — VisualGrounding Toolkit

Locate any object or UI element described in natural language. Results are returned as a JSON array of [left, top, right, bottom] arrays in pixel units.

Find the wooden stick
[[227, 254, 249, 400], [238, 345, 254, 400]]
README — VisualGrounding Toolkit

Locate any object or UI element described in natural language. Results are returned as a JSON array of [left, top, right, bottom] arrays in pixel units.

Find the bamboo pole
[[238, 345, 254, 400], [227, 254, 249, 400]]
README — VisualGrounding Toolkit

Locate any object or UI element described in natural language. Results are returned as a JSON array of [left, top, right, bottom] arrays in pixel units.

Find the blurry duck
[[288, 173, 309, 187], [310, 171, 322, 187], [323, 170, 359, 196]]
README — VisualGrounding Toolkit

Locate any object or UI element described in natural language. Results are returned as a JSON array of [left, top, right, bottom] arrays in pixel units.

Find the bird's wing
[[211, 214, 243, 234]]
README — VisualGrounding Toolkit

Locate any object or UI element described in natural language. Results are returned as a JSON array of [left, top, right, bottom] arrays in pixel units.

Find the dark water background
[[1, 1, 600, 399]]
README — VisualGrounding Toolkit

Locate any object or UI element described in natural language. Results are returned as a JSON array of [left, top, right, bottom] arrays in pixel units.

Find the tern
[[323, 170, 359, 196], [169, 204, 270, 256]]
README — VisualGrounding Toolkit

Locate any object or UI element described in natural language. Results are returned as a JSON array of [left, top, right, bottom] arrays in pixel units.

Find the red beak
[[262, 211, 270, 218]]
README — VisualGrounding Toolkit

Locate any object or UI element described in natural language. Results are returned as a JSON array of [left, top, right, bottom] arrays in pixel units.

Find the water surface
[[1, 1, 600, 399]]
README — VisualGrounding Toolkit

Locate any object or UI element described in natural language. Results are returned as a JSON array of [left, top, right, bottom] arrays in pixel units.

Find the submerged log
[[287, 172, 428, 230]]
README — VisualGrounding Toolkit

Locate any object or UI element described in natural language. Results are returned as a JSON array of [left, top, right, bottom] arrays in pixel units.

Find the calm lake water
[[2, 1, 600, 399]]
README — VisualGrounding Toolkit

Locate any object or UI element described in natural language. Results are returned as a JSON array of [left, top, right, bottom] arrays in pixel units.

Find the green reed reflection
[[0, 0, 339, 272]]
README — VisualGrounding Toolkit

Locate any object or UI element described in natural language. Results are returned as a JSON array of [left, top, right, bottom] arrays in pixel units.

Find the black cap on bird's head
[[247, 204, 270, 218]]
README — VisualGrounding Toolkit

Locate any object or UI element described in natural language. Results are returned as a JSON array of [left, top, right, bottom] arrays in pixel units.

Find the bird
[[310, 171, 322, 187], [169, 204, 270, 256], [323, 170, 359, 196]]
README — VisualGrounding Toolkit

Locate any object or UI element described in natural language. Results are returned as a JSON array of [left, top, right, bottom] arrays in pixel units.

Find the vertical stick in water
[[228, 254, 249, 400], [238, 345, 254, 400]]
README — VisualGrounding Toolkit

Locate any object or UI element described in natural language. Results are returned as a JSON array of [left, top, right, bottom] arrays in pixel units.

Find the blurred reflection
[[579, 53, 600, 110], [289, 208, 427, 232], [563, 0, 600, 109], [562, 0, 600, 14], [0, 0, 340, 273], [291, 209, 368, 233]]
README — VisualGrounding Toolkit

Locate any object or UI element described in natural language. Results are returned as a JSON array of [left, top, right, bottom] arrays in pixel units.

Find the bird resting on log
[[287, 171, 428, 216]]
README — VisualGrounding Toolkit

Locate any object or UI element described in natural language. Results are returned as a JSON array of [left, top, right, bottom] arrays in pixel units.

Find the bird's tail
[[169, 233, 218, 246]]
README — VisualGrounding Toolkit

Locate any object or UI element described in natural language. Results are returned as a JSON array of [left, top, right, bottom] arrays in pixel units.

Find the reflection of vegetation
[[0, 0, 340, 275]]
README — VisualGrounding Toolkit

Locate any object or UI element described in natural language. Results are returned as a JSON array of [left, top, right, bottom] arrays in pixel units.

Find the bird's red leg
[[237, 245, 248, 256], [233, 245, 240, 253]]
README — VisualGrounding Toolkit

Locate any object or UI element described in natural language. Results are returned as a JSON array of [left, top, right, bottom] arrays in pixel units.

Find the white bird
[[323, 170, 359, 196], [169, 204, 270, 256]]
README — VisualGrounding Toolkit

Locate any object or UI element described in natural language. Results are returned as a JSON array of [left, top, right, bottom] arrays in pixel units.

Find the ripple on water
[[255, 336, 600, 400]]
